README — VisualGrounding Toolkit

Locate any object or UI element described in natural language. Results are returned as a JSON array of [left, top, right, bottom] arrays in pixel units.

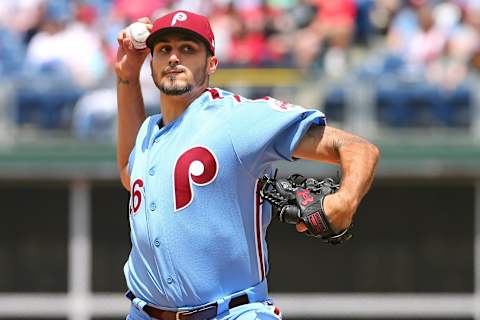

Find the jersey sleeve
[[228, 97, 326, 176]]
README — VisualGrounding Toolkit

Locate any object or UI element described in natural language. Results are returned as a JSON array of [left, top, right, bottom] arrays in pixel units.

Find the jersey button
[[166, 277, 174, 284], [149, 202, 156, 211], [154, 239, 160, 247], [148, 168, 155, 176]]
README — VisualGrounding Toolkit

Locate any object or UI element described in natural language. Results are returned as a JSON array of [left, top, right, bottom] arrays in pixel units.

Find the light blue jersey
[[125, 88, 326, 312]]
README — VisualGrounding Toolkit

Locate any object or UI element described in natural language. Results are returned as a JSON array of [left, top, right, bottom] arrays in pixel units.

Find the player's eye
[[181, 45, 194, 53], [158, 46, 171, 54]]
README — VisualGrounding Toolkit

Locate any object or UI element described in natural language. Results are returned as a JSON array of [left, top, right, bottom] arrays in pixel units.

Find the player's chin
[[159, 82, 193, 96]]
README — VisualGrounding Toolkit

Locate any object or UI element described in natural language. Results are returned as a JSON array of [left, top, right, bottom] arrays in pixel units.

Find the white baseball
[[128, 22, 150, 49]]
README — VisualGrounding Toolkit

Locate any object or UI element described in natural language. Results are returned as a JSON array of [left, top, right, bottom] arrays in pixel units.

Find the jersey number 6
[[130, 178, 144, 214], [173, 146, 218, 211]]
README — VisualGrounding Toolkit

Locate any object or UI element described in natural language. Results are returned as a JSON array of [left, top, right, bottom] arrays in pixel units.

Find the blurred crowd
[[0, 0, 479, 140]]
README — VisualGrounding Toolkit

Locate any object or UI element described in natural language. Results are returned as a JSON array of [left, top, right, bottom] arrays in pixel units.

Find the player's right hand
[[115, 17, 153, 82]]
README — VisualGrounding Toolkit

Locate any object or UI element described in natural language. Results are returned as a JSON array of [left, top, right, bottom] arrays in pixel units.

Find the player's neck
[[160, 88, 204, 125]]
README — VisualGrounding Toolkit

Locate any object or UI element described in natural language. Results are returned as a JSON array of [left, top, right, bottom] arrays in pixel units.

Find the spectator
[[15, 0, 104, 129], [0, 0, 45, 44], [111, 0, 170, 22], [0, 0, 478, 133], [209, 3, 236, 63], [228, 5, 275, 65], [25, 1, 108, 88], [375, 0, 477, 126], [0, 27, 26, 76], [292, 0, 357, 76], [406, 2, 447, 73], [428, 1, 480, 89]]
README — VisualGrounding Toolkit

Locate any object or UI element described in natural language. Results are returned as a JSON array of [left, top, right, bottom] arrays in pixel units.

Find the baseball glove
[[258, 171, 352, 245]]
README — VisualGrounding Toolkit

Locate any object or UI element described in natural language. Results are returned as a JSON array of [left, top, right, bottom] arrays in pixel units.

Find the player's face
[[150, 33, 217, 96]]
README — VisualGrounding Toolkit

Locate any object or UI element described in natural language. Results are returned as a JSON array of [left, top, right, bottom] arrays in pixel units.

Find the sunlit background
[[0, 0, 478, 319]]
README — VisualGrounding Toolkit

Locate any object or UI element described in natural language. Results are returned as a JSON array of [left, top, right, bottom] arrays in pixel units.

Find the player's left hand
[[259, 173, 353, 244]]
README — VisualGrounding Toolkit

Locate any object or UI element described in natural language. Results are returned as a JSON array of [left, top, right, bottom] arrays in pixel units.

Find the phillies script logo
[[275, 100, 289, 110], [297, 189, 314, 206], [264, 97, 304, 112], [173, 146, 218, 211]]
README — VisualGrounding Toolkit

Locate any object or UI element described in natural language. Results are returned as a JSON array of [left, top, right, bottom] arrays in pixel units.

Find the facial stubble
[[153, 60, 209, 96]]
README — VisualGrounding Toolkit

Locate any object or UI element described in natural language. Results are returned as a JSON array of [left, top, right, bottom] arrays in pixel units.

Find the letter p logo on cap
[[147, 10, 216, 55], [171, 12, 187, 26]]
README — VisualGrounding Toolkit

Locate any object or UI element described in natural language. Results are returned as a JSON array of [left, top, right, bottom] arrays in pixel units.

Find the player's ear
[[207, 56, 218, 75]]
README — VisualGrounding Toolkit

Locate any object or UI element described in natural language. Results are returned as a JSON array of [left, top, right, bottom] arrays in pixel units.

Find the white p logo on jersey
[[171, 12, 187, 26]]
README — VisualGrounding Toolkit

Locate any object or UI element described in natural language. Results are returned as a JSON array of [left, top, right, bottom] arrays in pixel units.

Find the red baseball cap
[[146, 10, 215, 55]]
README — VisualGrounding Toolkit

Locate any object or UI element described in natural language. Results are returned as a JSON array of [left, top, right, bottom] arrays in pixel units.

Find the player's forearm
[[116, 77, 146, 172], [294, 125, 380, 231], [327, 136, 379, 230], [336, 137, 380, 208], [295, 126, 379, 205]]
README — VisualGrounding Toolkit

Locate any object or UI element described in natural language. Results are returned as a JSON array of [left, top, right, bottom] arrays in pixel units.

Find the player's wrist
[[323, 193, 355, 231], [335, 188, 360, 210], [116, 74, 140, 85], [114, 62, 143, 84]]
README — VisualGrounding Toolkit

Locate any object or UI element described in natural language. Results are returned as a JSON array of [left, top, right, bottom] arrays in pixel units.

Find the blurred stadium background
[[0, 0, 479, 319]]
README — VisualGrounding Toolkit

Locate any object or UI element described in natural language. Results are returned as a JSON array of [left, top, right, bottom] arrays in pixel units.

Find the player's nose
[[168, 52, 180, 66]]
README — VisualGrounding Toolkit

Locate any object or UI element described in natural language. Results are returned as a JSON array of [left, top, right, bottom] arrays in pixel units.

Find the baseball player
[[115, 10, 379, 320]]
